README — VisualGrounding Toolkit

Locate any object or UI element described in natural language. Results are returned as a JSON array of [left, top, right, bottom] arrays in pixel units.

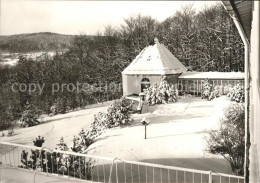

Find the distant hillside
[[0, 32, 76, 53]]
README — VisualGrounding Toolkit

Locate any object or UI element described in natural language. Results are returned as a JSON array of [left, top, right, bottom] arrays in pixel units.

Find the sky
[[0, 0, 219, 36]]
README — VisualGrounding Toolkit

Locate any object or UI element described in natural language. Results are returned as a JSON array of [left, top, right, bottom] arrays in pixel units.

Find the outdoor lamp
[[141, 117, 150, 125], [141, 117, 150, 139]]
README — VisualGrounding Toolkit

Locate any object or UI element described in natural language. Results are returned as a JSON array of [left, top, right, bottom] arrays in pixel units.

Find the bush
[[227, 81, 244, 103], [90, 97, 134, 130], [201, 79, 219, 101], [145, 76, 177, 105], [201, 79, 212, 100], [56, 137, 69, 151], [19, 97, 134, 176], [0, 117, 13, 131], [19, 103, 42, 127], [55, 137, 94, 178], [0, 103, 16, 130], [50, 97, 69, 115], [105, 97, 134, 127], [71, 129, 94, 153], [20, 136, 94, 179], [20, 136, 47, 170], [33, 136, 45, 147], [205, 103, 245, 175], [68, 97, 134, 154], [86, 97, 134, 138], [7, 128, 14, 136]]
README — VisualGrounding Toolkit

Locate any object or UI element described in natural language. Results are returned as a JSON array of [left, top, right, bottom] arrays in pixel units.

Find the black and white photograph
[[0, 0, 259, 183]]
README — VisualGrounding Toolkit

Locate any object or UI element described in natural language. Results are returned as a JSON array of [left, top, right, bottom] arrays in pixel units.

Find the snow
[[0, 59, 19, 66], [86, 96, 233, 173], [0, 101, 113, 148], [178, 71, 244, 80], [122, 38, 187, 75], [0, 96, 234, 174]]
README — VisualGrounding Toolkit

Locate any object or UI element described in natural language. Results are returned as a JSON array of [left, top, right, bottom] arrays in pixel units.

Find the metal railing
[[0, 142, 245, 183]]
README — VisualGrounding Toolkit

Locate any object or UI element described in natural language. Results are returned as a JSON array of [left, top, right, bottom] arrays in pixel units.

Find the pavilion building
[[122, 38, 187, 96]]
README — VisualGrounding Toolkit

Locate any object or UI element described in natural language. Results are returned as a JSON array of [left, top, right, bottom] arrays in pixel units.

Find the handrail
[[0, 141, 115, 161], [0, 141, 244, 180], [0, 141, 210, 174], [211, 172, 244, 179], [0, 141, 211, 174], [117, 158, 211, 175]]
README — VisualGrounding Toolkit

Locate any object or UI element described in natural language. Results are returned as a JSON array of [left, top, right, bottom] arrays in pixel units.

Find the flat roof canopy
[[178, 72, 244, 80]]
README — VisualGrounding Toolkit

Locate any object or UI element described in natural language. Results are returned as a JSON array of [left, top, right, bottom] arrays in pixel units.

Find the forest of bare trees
[[0, 4, 244, 130]]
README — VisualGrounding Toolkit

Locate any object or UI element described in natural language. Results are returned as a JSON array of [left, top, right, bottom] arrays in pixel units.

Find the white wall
[[122, 74, 162, 95], [249, 1, 260, 182], [122, 74, 179, 96]]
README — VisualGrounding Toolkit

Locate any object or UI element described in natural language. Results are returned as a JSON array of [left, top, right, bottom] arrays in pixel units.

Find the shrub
[[0, 104, 16, 130], [7, 128, 14, 136], [50, 98, 68, 115], [227, 81, 244, 103], [145, 76, 177, 105], [70, 97, 134, 152], [19, 103, 42, 127], [56, 137, 69, 151], [202, 79, 219, 101], [20, 97, 134, 174], [20, 136, 47, 170], [205, 103, 245, 175], [55, 137, 94, 178], [85, 97, 133, 139], [71, 129, 94, 153], [33, 136, 45, 147], [201, 79, 212, 100], [105, 97, 134, 127], [0, 118, 13, 131], [20, 136, 94, 179]]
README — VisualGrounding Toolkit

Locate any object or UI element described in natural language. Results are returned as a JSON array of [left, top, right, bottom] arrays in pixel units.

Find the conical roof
[[122, 38, 187, 75]]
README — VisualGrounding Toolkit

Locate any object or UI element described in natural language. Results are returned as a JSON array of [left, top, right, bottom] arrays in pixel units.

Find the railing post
[[209, 171, 212, 183]]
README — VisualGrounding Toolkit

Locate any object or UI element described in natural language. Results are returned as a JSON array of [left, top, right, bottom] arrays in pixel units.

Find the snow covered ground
[[0, 101, 113, 148], [0, 96, 233, 174], [88, 96, 232, 173]]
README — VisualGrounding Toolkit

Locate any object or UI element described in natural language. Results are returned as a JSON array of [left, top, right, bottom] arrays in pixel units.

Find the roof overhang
[[222, 0, 253, 40], [178, 72, 245, 80], [122, 68, 187, 75], [121, 38, 188, 76]]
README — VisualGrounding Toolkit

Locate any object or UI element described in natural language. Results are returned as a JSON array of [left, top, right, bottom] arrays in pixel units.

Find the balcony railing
[[0, 141, 245, 183]]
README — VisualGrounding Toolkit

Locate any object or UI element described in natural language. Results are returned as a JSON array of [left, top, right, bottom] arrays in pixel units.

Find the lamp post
[[141, 117, 149, 139]]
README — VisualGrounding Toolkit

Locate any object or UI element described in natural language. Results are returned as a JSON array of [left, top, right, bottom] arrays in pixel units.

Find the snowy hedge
[[145, 76, 177, 105], [201, 79, 219, 101], [227, 81, 244, 103], [20, 136, 94, 179]]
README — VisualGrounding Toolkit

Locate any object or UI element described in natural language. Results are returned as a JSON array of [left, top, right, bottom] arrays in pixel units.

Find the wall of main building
[[249, 1, 260, 182]]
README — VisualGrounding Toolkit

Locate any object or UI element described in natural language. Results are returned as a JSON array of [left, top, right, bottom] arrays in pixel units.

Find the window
[[141, 78, 150, 92]]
